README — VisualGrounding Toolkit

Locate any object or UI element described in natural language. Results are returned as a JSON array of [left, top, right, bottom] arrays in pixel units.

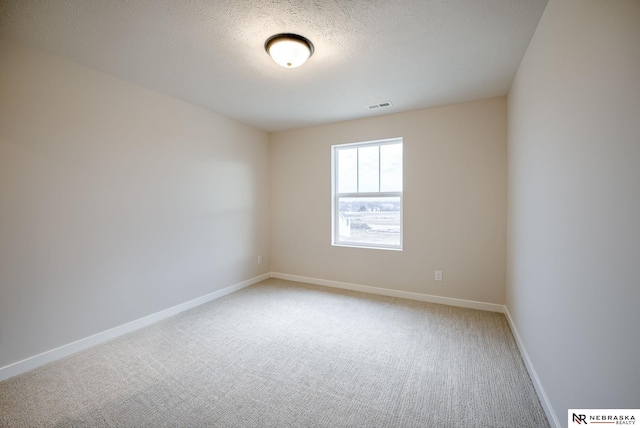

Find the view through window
[[332, 138, 403, 250]]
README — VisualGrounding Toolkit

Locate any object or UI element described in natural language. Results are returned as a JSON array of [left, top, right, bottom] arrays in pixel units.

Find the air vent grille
[[368, 101, 392, 110]]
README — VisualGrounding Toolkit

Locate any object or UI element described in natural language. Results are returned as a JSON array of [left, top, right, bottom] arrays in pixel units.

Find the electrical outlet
[[257, 256, 263, 264], [435, 271, 443, 282]]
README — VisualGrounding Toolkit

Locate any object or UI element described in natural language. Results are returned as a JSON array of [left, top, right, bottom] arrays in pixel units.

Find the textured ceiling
[[0, 0, 548, 132]]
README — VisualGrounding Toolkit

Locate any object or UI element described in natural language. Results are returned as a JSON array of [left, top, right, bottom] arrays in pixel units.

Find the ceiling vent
[[368, 101, 392, 110]]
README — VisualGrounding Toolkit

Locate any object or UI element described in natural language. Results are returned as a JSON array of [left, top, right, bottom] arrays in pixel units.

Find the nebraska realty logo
[[569, 409, 639, 425]]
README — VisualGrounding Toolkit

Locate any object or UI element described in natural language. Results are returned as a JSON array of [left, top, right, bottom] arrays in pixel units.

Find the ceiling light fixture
[[265, 33, 314, 69]]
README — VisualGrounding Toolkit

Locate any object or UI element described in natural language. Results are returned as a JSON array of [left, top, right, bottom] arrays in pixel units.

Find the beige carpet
[[0, 278, 549, 427]]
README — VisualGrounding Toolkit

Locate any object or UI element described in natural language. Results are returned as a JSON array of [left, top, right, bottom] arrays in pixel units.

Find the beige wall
[[270, 98, 507, 304], [0, 39, 270, 368], [507, 0, 640, 424]]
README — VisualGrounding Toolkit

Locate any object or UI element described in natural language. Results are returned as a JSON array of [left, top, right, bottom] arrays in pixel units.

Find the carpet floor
[[0, 278, 549, 427]]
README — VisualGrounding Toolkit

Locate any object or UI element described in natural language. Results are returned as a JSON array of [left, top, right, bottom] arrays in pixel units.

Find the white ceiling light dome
[[265, 33, 314, 69]]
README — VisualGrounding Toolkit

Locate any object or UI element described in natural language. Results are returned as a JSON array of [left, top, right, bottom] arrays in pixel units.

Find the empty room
[[1, 0, 638, 427]]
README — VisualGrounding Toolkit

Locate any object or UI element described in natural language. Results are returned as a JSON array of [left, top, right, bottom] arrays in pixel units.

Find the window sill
[[331, 243, 403, 252]]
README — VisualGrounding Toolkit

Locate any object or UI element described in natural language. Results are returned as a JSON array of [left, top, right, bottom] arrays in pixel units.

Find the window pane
[[380, 143, 403, 192], [337, 197, 401, 247], [337, 148, 357, 193], [358, 146, 379, 192]]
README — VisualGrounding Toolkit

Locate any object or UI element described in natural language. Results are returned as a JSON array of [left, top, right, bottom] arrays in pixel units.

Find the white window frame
[[331, 137, 403, 251]]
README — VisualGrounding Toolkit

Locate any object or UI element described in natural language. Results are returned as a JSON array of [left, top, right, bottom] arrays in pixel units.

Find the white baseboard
[[0, 273, 270, 382], [504, 306, 560, 428], [270, 272, 505, 313]]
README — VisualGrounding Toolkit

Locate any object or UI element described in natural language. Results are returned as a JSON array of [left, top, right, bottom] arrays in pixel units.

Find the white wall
[[507, 0, 640, 425], [0, 39, 270, 369], [270, 98, 507, 304]]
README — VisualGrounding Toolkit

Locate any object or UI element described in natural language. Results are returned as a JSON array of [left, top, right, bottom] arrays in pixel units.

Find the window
[[331, 138, 403, 250]]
